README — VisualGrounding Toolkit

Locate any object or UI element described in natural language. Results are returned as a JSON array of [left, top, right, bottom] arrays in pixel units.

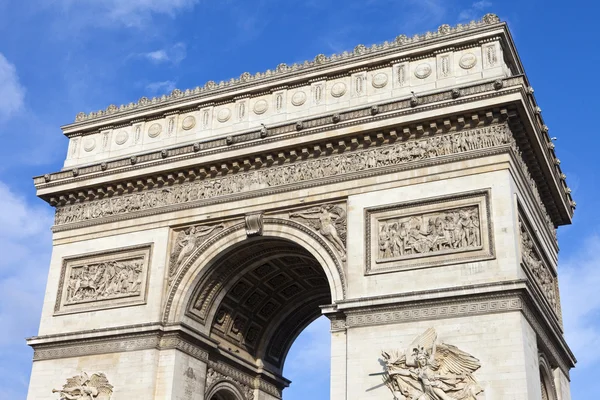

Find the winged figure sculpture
[[380, 328, 483, 400], [52, 372, 113, 400]]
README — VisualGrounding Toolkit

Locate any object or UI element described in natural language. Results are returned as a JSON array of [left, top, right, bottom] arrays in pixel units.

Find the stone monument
[[26, 14, 575, 400]]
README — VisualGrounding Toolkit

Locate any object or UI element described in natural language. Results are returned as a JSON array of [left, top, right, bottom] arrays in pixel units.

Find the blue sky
[[0, 0, 597, 398]]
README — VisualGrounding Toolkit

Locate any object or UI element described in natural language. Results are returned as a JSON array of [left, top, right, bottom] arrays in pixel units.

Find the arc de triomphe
[[27, 14, 575, 400]]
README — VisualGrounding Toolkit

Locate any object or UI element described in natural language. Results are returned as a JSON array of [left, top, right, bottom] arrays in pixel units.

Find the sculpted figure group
[[380, 328, 483, 400], [52, 372, 113, 400], [520, 222, 558, 311], [379, 207, 481, 260], [55, 125, 510, 225], [65, 259, 144, 304]]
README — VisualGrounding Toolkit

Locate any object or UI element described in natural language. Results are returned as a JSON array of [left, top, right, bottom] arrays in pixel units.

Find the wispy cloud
[[458, 1, 493, 21], [560, 234, 600, 367], [137, 42, 187, 65], [0, 181, 53, 396], [57, 0, 200, 28], [0, 53, 25, 121], [146, 80, 177, 94]]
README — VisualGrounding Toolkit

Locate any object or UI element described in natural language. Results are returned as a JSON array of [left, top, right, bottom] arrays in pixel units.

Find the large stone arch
[[164, 216, 345, 338], [539, 353, 559, 400]]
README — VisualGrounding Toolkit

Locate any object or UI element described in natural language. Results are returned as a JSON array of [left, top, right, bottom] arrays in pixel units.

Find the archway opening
[[191, 236, 334, 395]]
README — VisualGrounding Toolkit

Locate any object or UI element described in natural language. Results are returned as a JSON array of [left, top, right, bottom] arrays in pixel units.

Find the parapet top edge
[[66, 14, 504, 127]]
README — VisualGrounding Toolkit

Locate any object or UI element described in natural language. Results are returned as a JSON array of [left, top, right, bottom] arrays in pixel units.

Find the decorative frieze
[[54, 124, 511, 227], [365, 190, 493, 274], [54, 245, 151, 315], [519, 217, 559, 317]]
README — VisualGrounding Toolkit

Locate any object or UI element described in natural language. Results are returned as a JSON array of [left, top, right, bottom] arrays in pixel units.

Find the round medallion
[[459, 53, 478, 69], [330, 82, 347, 98], [291, 91, 307, 106], [217, 108, 232, 123], [83, 138, 96, 152], [115, 130, 128, 145], [371, 72, 389, 88], [253, 99, 269, 115], [182, 115, 196, 130], [414, 63, 432, 79], [148, 123, 162, 138]]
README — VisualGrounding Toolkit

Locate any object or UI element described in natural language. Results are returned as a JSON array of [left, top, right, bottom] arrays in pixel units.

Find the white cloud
[[139, 42, 187, 65], [0, 181, 53, 397], [560, 234, 600, 367], [458, 1, 493, 21], [146, 80, 177, 94], [59, 0, 199, 28], [0, 53, 25, 121]]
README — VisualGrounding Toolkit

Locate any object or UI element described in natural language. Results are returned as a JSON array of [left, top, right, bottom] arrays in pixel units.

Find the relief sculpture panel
[[366, 191, 493, 274], [55, 124, 511, 227], [55, 245, 151, 314], [519, 216, 559, 317]]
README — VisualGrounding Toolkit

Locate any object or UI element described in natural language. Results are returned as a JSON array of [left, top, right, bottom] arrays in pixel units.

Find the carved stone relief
[[366, 191, 493, 274], [290, 203, 347, 261], [55, 245, 151, 314], [52, 372, 113, 400], [54, 124, 511, 226], [378, 328, 483, 400], [520, 217, 559, 316], [169, 223, 225, 281], [206, 366, 254, 400]]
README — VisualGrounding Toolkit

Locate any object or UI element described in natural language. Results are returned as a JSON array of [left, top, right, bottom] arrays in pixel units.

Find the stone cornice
[[65, 14, 503, 127], [323, 281, 575, 375], [35, 76, 574, 227], [36, 76, 524, 188]]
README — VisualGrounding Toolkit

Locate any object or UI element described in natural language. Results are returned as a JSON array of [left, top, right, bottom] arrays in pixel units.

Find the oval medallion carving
[[330, 82, 347, 98], [217, 108, 232, 123], [115, 130, 128, 145], [148, 123, 162, 138], [182, 115, 196, 130], [291, 91, 307, 106], [83, 138, 96, 152], [253, 99, 269, 115], [372, 72, 389, 88], [414, 63, 432, 79], [459, 53, 478, 69]]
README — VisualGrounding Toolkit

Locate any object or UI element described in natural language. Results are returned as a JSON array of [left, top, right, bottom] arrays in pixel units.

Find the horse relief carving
[[65, 258, 144, 305], [378, 206, 481, 261], [377, 328, 483, 400]]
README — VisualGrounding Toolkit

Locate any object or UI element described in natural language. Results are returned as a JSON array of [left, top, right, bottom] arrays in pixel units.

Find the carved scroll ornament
[[378, 328, 483, 400], [52, 372, 113, 400]]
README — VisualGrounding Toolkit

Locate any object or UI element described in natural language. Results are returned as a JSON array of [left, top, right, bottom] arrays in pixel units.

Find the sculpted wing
[[88, 373, 114, 395], [63, 372, 88, 390], [434, 342, 481, 378], [406, 328, 437, 366]]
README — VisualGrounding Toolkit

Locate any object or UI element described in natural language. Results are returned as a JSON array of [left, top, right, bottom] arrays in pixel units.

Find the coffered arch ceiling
[[187, 237, 332, 373]]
